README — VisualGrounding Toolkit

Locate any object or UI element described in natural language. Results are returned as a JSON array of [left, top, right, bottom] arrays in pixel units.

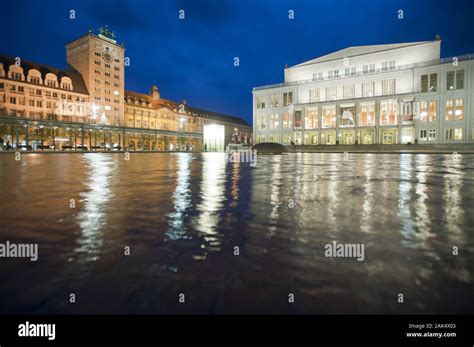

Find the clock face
[[103, 47, 112, 63], [103, 53, 112, 63]]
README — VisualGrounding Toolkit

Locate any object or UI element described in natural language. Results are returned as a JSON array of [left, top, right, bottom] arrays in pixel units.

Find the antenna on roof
[[435, 34, 441, 41]]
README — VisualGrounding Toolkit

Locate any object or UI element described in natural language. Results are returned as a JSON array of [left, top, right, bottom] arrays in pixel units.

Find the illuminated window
[[270, 114, 279, 130], [445, 99, 463, 121], [256, 115, 266, 130], [359, 102, 375, 127], [282, 112, 292, 129], [429, 74, 437, 92], [446, 128, 463, 140], [321, 105, 336, 128], [446, 70, 464, 90], [270, 94, 279, 108], [380, 99, 398, 126], [304, 108, 318, 129], [428, 130, 436, 141], [340, 105, 355, 127], [401, 101, 413, 124], [419, 100, 437, 122], [294, 110, 302, 129]]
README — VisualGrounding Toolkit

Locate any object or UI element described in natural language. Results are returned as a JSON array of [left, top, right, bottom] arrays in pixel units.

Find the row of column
[[0, 123, 201, 151]]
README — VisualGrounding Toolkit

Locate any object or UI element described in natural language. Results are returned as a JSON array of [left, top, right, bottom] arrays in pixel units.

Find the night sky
[[1, 0, 473, 124]]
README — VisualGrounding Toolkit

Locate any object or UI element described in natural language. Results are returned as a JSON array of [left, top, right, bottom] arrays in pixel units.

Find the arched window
[[27, 69, 42, 84], [45, 73, 58, 88], [60, 76, 73, 91], [8, 65, 25, 81]]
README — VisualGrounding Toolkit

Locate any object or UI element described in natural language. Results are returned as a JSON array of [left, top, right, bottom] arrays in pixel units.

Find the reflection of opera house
[[253, 37, 474, 145]]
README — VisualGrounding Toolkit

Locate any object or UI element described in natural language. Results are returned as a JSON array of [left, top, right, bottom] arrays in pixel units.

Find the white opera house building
[[252, 37, 474, 146]]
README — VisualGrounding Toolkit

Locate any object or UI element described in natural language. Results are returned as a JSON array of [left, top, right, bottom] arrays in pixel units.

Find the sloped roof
[[125, 90, 173, 109], [0, 54, 89, 95], [125, 90, 250, 126], [290, 41, 434, 68]]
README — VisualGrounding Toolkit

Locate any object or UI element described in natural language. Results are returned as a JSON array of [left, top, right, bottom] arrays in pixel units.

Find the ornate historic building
[[0, 27, 251, 151]]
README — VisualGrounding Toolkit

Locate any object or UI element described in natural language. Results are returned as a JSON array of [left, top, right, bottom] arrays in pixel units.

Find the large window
[[382, 79, 396, 95], [339, 105, 355, 127], [445, 98, 464, 121], [419, 101, 437, 122], [428, 129, 436, 141], [362, 81, 375, 97], [344, 67, 356, 77], [446, 128, 463, 140], [420, 129, 427, 141], [456, 70, 464, 90], [328, 70, 339, 79], [283, 92, 293, 107], [256, 96, 265, 109], [421, 74, 438, 93], [430, 74, 437, 92], [312, 72, 323, 81], [343, 84, 355, 99], [321, 105, 336, 128], [282, 112, 292, 129], [382, 61, 395, 72], [325, 86, 337, 101], [270, 114, 279, 130], [380, 99, 398, 126], [363, 64, 375, 74], [309, 88, 320, 102], [256, 115, 265, 130], [359, 102, 375, 127], [401, 101, 413, 124], [270, 94, 279, 108], [304, 108, 318, 129], [446, 70, 464, 90], [294, 110, 303, 129]]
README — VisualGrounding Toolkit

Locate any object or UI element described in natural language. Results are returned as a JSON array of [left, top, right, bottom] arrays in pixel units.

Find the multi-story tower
[[66, 26, 125, 126]]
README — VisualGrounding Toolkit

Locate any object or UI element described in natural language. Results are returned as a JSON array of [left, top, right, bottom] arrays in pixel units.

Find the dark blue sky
[[1, 0, 473, 124]]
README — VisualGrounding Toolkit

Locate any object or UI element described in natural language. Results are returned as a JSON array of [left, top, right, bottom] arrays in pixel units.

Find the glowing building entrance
[[203, 124, 225, 151]]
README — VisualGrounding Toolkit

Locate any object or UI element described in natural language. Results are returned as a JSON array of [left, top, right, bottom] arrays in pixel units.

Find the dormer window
[[46, 79, 56, 87], [13, 72, 22, 80], [30, 76, 40, 84], [60, 77, 73, 91]]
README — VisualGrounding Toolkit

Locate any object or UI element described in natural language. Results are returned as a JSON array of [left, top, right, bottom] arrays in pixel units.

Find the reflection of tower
[[66, 27, 125, 126]]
